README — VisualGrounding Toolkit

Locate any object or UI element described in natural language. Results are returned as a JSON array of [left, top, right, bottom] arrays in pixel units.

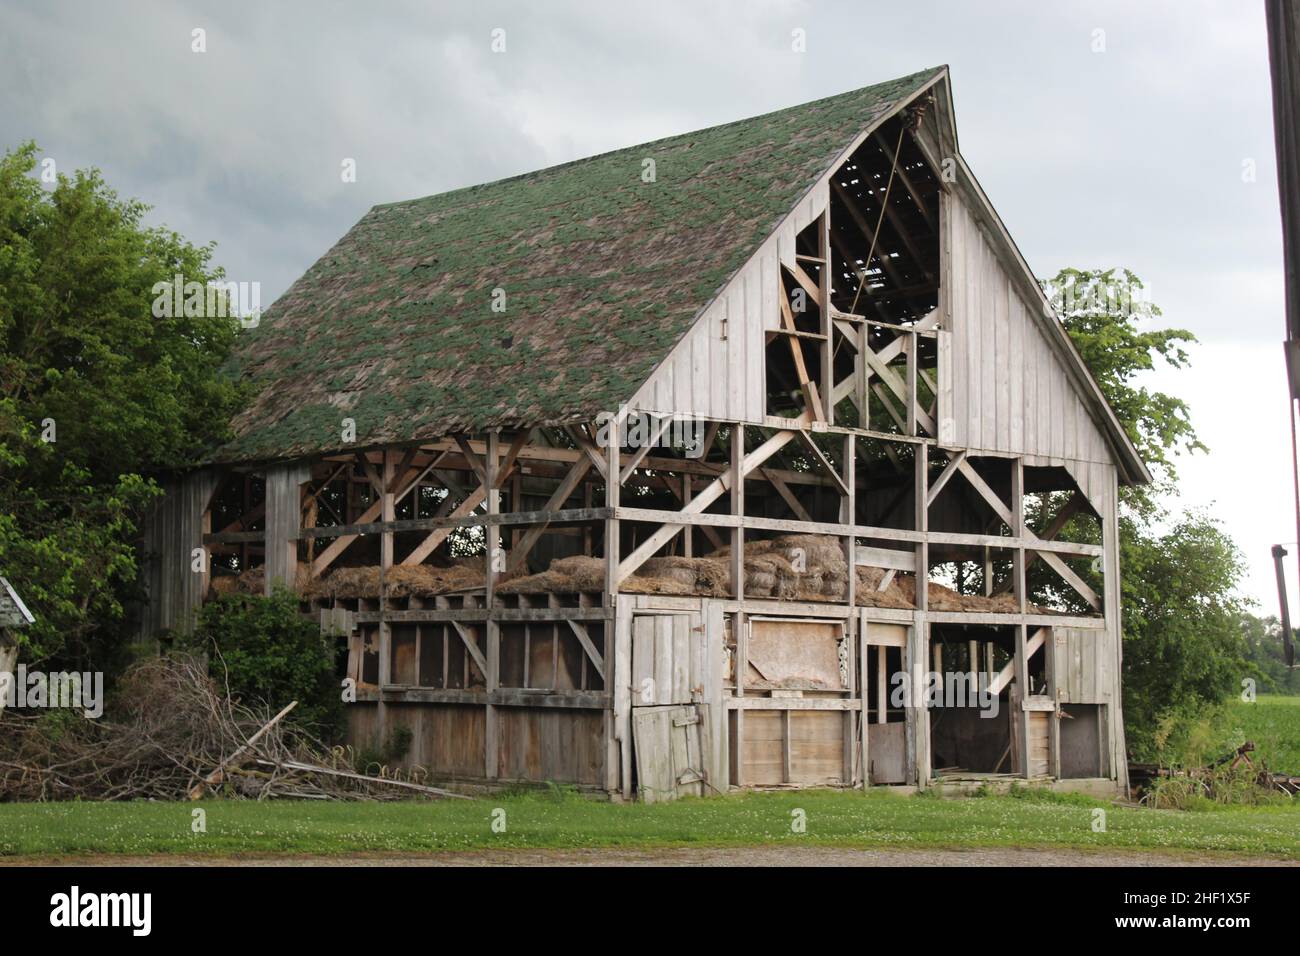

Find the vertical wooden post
[[906, 330, 919, 436], [910, 443, 930, 785], [1010, 458, 1030, 779], [1106, 470, 1128, 792], [914, 443, 929, 608], [604, 417, 620, 607], [1045, 626, 1061, 778], [781, 709, 792, 785], [603, 416, 628, 797], [377, 451, 394, 737], [1010, 458, 1026, 612], [682, 473, 693, 558], [876, 644, 887, 724], [731, 425, 746, 788], [858, 612, 870, 788], [485, 431, 500, 781], [704, 599, 728, 791], [855, 325, 869, 426], [842, 434, 856, 606], [1014, 623, 1031, 778], [908, 613, 930, 786], [819, 209, 834, 423], [731, 425, 745, 601]]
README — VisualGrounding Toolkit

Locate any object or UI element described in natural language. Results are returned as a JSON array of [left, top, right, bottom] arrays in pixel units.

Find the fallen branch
[[189, 700, 298, 800], [253, 759, 472, 799]]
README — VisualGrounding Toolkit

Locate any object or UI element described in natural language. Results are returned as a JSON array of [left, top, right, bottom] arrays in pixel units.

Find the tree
[[1041, 268, 1254, 760], [1046, 267, 1203, 490], [1240, 613, 1300, 695], [0, 142, 244, 669]]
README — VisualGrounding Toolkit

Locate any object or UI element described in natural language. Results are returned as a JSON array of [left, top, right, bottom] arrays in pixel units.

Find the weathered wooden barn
[[142, 66, 1148, 800]]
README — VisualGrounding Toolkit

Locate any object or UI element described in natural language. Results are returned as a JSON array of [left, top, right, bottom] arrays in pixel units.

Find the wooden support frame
[[613, 428, 796, 585]]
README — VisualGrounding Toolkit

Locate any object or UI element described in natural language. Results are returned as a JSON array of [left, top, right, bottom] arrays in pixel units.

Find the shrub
[[182, 586, 344, 739]]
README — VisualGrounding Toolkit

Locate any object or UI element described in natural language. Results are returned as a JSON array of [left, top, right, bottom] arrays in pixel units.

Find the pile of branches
[[0, 655, 466, 802]]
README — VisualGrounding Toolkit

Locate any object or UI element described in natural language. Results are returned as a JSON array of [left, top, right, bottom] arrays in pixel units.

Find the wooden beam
[[861, 340, 936, 435], [453, 435, 488, 484], [779, 276, 824, 420], [955, 459, 1015, 529], [993, 492, 1084, 594], [618, 416, 672, 484], [568, 425, 609, 480], [926, 450, 967, 506], [795, 431, 850, 497], [987, 627, 1046, 697], [759, 467, 813, 522], [614, 429, 796, 585], [399, 486, 487, 566], [493, 431, 530, 489], [564, 619, 605, 681], [787, 260, 824, 309], [506, 457, 594, 573], [449, 620, 488, 676]]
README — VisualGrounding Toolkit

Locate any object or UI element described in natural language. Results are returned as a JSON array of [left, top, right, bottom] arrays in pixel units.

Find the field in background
[[1224, 695, 1300, 773], [0, 788, 1296, 860]]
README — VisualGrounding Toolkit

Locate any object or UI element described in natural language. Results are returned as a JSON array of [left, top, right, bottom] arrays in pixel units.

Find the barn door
[[630, 612, 706, 802], [631, 612, 699, 705], [632, 704, 706, 803]]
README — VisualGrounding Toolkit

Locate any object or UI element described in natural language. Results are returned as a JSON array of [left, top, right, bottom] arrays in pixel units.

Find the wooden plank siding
[[138, 469, 221, 640], [945, 196, 1112, 464]]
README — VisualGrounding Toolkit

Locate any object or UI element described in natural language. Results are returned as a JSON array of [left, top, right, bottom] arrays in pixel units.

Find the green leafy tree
[[1040, 268, 1254, 759], [0, 142, 244, 666], [1046, 267, 1204, 489], [1240, 613, 1300, 695]]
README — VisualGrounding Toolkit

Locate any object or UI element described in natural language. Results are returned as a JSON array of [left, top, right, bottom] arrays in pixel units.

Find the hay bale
[[497, 555, 605, 595], [853, 567, 916, 610], [640, 557, 708, 589]]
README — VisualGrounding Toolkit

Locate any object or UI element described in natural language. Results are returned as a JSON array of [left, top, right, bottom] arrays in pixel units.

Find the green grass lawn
[[1222, 695, 1300, 774], [1, 787, 1297, 860]]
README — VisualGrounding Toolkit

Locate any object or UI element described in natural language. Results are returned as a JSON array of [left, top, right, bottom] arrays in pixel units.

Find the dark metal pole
[[1272, 545, 1296, 667]]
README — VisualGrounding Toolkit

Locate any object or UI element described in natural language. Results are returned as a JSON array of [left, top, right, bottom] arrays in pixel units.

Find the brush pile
[[0, 655, 463, 802]]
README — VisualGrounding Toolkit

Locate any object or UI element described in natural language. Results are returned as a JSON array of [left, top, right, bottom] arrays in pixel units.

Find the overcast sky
[[1, 0, 1290, 609]]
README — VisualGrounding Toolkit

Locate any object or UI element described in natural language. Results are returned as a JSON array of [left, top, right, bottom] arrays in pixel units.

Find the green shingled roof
[[213, 67, 945, 464]]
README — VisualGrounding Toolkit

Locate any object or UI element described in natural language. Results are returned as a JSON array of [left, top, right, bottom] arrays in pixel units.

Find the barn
[[141, 65, 1148, 800]]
